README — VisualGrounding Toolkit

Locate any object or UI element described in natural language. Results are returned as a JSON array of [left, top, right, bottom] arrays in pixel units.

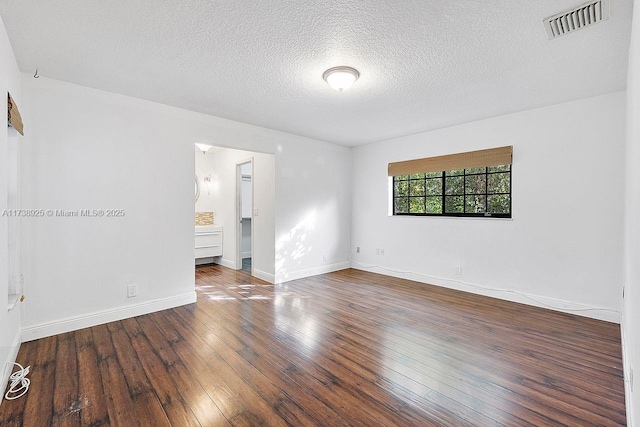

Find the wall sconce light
[[204, 174, 212, 194], [195, 143, 213, 154]]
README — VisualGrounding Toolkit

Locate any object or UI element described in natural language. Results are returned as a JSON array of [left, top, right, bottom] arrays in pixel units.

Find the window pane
[[466, 167, 486, 174], [426, 178, 442, 195], [393, 163, 510, 218], [445, 176, 464, 195], [444, 195, 464, 213], [487, 194, 510, 214], [410, 197, 426, 213], [465, 195, 486, 213], [395, 197, 408, 213], [487, 172, 510, 194], [425, 197, 442, 213], [394, 179, 409, 197], [465, 174, 486, 194], [410, 179, 425, 196], [488, 164, 510, 173]]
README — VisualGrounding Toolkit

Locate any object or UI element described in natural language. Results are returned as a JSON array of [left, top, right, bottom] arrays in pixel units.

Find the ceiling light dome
[[194, 142, 213, 154], [323, 66, 360, 92]]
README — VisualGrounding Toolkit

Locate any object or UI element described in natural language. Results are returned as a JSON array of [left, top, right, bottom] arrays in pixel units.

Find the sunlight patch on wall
[[275, 210, 317, 280]]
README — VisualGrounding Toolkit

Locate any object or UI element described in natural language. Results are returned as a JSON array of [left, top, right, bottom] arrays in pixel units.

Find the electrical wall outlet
[[356, 247, 360, 253], [127, 284, 137, 298], [380, 248, 385, 256], [454, 266, 462, 275]]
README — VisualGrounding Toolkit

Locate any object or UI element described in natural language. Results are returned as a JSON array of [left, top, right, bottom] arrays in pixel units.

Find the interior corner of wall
[[0, 327, 22, 407]]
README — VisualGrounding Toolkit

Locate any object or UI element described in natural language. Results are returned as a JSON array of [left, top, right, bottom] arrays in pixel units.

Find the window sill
[[8, 294, 20, 311]]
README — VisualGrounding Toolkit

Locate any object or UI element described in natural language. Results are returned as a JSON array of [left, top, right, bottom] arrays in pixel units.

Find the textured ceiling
[[0, 0, 633, 146]]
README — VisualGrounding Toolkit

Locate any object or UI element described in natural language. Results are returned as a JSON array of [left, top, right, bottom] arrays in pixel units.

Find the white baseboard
[[21, 291, 197, 343], [217, 258, 236, 269], [0, 329, 22, 407], [350, 262, 620, 323], [253, 268, 275, 284], [195, 257, 236, 269], [276, 261, 351, 284], [620, 321, 633, 427]]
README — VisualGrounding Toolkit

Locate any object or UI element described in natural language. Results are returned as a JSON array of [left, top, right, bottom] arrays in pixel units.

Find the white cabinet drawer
[[195, 231, 222, 247], [195, 245, 222, 258], [195, 226, 223, 259]]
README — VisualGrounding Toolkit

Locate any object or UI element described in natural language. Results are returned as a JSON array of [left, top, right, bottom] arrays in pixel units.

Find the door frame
[[235, 158, 254, 274]]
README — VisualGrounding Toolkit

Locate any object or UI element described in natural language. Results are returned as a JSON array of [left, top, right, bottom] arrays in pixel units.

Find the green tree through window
[[393, 165, 511, 217]]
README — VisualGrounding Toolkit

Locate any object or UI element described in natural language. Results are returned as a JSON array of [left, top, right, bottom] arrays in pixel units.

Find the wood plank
[[168, 335, 247, 421], [134, 315, 180, 367], [21, 336, 57, 427], [0, 340, 38, 426], [167, 360, 231, 426], [206, 276, 545, 425], [52, 333, 80, 427], [165, 309, 291, 426], [127, 329, 201, 426], [76, 330, 110, 426], [195, 291, 470, 426], [0, 265, 626, 426], [95, 340, 138, 425], [132, 391, 171, 427]]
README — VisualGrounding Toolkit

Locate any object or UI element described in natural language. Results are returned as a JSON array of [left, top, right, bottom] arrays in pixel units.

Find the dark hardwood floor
[[0, 265, 626, 426]]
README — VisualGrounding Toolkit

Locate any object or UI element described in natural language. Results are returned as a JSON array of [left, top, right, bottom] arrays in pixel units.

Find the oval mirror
[[195, 175, 200, 203]]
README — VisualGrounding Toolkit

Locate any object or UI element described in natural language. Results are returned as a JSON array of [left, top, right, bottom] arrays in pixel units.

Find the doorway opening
[[194, 145, 275, 282], [236, 160, 253, 274]]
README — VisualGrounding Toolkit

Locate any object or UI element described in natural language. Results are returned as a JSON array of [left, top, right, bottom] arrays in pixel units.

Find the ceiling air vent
[[544, 0, 610, 40]]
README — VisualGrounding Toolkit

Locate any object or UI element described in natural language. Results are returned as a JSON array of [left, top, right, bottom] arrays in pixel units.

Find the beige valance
[[7, 93, 24, 135], [388, 146, 512, 176]]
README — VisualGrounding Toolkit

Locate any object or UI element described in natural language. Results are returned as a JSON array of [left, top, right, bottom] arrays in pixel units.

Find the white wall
[[19, 74, 351, 339], [7, 133, 19, 297], [19, 76, 198, 341], [351, 92, 626, 323], [196, 147, 274, 278], [0, 14, 22, 405], [275, 140, 351, 282], [623, 0, 640, 423]]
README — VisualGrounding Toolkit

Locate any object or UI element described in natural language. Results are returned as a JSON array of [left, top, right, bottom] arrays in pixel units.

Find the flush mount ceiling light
[[194, 142, 213, 154], [322, 66, 360, 92]]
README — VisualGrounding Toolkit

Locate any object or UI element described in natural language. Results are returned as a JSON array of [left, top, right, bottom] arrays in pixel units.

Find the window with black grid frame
[[389, 146, 512, 218]]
